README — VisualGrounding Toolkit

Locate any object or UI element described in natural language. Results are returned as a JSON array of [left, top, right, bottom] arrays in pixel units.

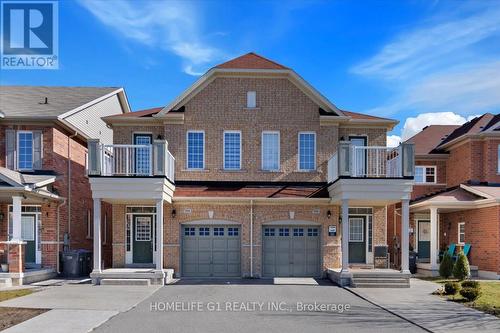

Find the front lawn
[[0, 289, 33, 302], [421, 278, 500, 317], [0, 289, 48, 330]]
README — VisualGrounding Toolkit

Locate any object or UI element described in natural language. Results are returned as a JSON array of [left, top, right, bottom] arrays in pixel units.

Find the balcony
[[327, 142, 414, 205], [86, 139, 175, 203]]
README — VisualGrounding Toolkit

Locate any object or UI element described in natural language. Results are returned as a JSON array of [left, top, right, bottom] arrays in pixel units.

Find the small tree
[[439, 252, 453, 278], [453, 251, 470, 281]]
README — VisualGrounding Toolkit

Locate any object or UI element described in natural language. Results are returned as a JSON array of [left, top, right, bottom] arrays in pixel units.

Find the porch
[[90, 268, 175, 286], [328, 268, 410, 288]]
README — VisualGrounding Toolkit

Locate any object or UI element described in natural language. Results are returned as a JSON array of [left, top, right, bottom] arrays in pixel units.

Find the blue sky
[[2, 0, 499, 145]]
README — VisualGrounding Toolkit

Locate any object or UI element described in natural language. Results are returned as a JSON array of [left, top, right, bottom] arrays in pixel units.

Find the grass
[[0, 289, 33, 302], [419, 277, 500, 317]]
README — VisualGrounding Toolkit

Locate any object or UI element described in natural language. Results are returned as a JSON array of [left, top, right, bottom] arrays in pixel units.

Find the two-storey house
[[0, 86, 130, 285], [87, 53, 415, 287], [388, 114, 500, 279]]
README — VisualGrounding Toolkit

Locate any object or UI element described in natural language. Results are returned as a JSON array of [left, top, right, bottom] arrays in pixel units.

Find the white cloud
[[78, 0, 227, 75], [387, 135, 401, 148], [400, 112, 480, 140]]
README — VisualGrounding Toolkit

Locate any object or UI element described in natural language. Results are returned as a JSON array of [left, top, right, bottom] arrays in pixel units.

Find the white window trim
[[186, 130, 205, 170], [415, 165, 437, 184], [17, 130, 34, 171], [261, 131, 280, 171], [223, 130, 242, 170], [247, 91, 256, 108], [458, 222, 465, 245], [297, 131, 316, 171]]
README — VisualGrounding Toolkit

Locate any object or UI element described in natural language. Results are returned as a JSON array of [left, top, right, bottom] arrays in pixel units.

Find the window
[[262, 131, 280, 171], [199, 227, 210, 236], [247, 91, 256, 108], [458, 222, 465, 245], [228, 227, 239, 236], [498, 144, 500, 173], [293, 228, 304, 236], [135, 217, 151, 241], [298, 132, 316, 171], [307, 228, 319, 237], [349, 218, 364, 242], [214, 227, 224, 236], [134, 133, 152, 175], [415, 166, 436, 184], [187, 131, 205, 169], [184, 227, 195, 236], [279, 228, 289, 237], [264, 228, 275, 236], [223, 131, 241, 170], [17, 131, 33, 170]]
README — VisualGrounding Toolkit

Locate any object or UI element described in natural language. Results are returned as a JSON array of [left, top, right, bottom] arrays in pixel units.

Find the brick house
[[387, 114, 500, 279], [87, 53, 415, 287], [0, 86, 130, 285]]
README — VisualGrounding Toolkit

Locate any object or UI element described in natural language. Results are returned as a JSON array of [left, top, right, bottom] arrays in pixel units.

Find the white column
[[92, 198, 102, 273], [401, 199, 410, 274], [341, 199, 349, 273], [11, 196, 22, 241], [430, 207, 438, 269], [155, 199, 164, 271]]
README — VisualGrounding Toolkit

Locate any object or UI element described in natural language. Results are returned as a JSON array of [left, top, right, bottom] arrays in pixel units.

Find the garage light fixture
[[327, 210, 331, 219], [171, 209, 176, 218]]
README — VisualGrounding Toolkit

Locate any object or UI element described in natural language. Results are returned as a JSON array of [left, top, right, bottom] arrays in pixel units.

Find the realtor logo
[[1, 1, 58, 69]]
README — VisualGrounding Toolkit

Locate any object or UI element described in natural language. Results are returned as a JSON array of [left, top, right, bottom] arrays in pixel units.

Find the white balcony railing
[[327, 142, 414, 182], [87, 140, 175, 182]]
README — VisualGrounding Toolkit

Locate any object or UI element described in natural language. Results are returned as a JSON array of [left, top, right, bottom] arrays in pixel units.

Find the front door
[[133, 215, 153, 264], [418, 220, 431, 261], [21, 215, 36, 264], [348, 217, 366, 263]]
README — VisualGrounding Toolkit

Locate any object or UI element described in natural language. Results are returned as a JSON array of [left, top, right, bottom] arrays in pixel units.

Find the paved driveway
[[94, 279, 425, 333]]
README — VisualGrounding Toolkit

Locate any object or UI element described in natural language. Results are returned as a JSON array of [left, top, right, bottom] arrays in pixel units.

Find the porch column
[[341, 199, 349, 273], [11, 196, 22, 241], [156, 199, 164, 271], [401, 199, 410, 274], [430, 207, 438, 269], [92, 198, 102, 273]]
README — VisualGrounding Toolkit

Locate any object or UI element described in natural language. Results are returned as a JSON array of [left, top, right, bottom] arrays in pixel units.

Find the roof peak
[[215, 52, 289, 70]]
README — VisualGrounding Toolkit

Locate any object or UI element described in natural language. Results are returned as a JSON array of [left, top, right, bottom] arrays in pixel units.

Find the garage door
[[182, 225, 241, 277], [263, 226, 321, 277]]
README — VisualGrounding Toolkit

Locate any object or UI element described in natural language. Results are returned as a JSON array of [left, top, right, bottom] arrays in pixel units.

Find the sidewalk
[[347, 278, 500, 333]]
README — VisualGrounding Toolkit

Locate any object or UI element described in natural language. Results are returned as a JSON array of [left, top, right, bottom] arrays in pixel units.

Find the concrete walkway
[[348, 278, 500, 333], [0, 284, 160, 333]]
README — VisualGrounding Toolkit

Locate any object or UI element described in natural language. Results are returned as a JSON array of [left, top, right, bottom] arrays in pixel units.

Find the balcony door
[[133, 134, 152, 175], [350, 136, 367, 177]]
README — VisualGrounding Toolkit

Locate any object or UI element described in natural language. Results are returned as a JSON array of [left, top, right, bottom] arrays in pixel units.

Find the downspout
[[56, 199, 67, 274], [250, 199, 254, 278], [67, 132, 77, 249]]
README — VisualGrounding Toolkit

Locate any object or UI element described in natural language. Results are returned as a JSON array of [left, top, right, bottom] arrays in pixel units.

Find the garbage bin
[[409, 251, 417, 274], [61, 249, 92, 277]]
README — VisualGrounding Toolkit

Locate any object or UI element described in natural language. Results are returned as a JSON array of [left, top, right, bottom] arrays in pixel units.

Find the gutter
[[67, 131, 78, 249], [250, 199, 254, 278], [56, 199, 67, 274]]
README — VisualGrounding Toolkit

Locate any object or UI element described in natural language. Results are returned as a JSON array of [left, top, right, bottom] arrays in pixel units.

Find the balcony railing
[[87, 139, 175, 182], [327, 142, 414, 182]]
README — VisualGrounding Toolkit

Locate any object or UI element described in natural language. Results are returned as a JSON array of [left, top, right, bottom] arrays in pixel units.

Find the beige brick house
[[87, 53, 415, 287], [387, 114, 500, 279]]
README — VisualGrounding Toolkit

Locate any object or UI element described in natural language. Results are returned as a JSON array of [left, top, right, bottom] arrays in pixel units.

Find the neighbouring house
[[87, 53, 415, 287], [388, 114, 500, 279], [0, 86, 130, 285]]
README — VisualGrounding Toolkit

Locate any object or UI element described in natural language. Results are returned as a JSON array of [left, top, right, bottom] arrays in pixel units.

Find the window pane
[[415, 166, 424, 183], [187, 132, 204, 169], [18, 132, 33, 170], [299, 133, 315, 170], [262, 132, 279, 170], [426, 167, 435, 183], [247, 91, 256, 108], [134, 135, 151, 175], [224, 132, 241, 170]]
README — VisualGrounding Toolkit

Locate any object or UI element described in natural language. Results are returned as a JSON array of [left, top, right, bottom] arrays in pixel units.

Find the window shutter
[[33, 131, 43, 169], [5, 129, 16, 169]]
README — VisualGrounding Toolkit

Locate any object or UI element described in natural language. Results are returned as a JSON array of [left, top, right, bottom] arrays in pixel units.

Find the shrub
[[453, 251, 470, 281], [461, 280, 479, 289], [460, 287, 481, 302], [444, 281, 460, 295], [439, 252, 454, 278]]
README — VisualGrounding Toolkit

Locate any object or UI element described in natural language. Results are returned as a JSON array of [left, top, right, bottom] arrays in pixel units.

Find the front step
[[353, 282, 409, 288], [100, 278, 150, 286], [0, 278, 12, 288], [351, 272, 410, 288]]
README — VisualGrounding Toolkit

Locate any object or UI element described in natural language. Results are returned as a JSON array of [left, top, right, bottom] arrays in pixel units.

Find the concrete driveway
[[94, 279, 425, 333]]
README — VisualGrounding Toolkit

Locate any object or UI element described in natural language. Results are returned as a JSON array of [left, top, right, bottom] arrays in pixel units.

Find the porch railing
[[327, 142, 414, 182], [87, 140, 175, 181]]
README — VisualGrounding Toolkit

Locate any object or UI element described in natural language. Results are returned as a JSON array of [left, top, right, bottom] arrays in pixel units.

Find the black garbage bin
[[61, 249, 92, 277], [409, 251, 417, 274]]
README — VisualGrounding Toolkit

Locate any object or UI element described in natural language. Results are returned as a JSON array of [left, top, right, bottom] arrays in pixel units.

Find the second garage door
[[262, 226, 321, 277], [182, 225, 241, 277]]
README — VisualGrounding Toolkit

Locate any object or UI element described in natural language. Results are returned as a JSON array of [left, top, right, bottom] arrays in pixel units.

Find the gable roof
[[0, 86, 123, 119], [405, 125, 459, 155], [105, 107, 162, 119], [215, 52, 289, 70]]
